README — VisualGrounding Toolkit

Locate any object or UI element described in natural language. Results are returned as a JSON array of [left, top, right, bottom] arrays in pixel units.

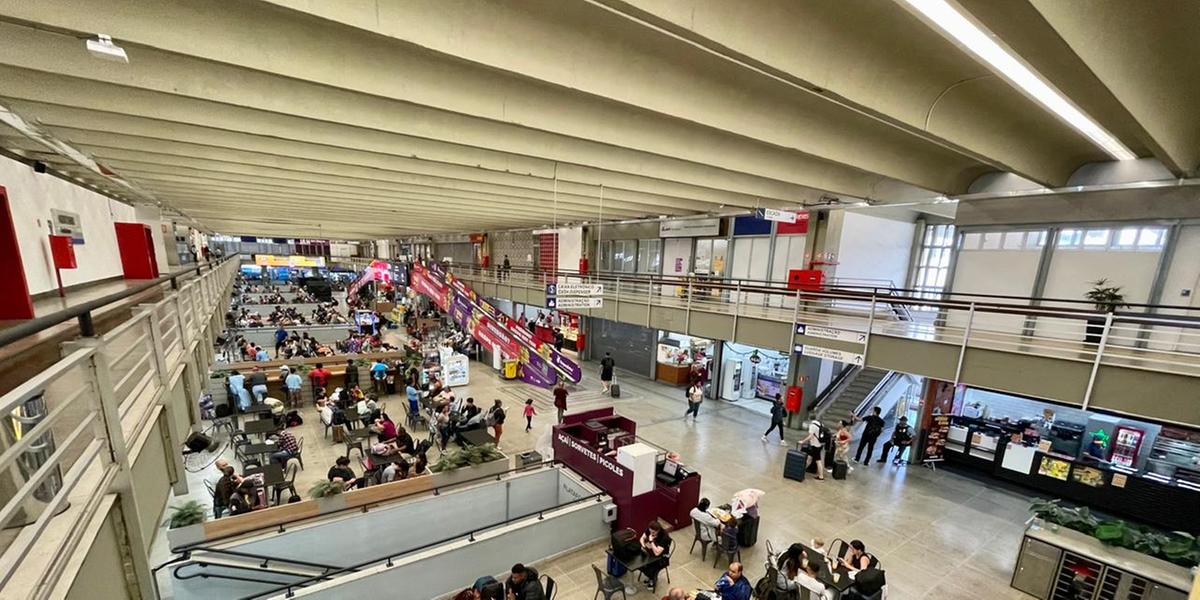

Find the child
[[523, 399, 536, 432], [810, 537, 826, 555]]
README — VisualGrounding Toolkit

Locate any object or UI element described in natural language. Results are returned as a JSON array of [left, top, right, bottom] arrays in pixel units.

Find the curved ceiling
[[0, 0, 1194, 237]]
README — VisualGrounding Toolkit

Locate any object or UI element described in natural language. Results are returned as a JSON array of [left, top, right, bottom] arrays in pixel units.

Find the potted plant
[[1083, 279, 1126, 345], [308, 479, 347, 512], [164, 500, 207, 548], [1030, 499, 1200, 569], [429, 443, 505, 474]]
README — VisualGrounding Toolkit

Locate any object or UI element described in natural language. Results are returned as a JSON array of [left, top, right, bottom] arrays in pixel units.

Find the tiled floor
[[159, 348, 1038, 600]]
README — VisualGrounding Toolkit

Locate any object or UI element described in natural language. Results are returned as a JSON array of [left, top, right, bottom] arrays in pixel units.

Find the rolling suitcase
[[610, 384, 621, 398], [783, 448, 807, 482], [738, 515, 759, 547], [832, 461, 849, 480]]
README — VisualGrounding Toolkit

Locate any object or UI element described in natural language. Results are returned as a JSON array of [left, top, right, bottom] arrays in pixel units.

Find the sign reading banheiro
[[547, 296, 603, 309], [547, 282, 603, 296]]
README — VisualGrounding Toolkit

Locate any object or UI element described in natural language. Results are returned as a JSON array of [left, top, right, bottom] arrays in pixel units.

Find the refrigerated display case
[[1111, 426, 1145, 469]]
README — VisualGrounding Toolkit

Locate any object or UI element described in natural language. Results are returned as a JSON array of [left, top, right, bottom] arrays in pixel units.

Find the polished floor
[[159, 350, 1038, 600]]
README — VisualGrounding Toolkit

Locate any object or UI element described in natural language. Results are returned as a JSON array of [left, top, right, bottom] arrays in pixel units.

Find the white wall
[[830, 210, 915, 286], [1147, 224, 1200, 351], [662, 237, 692, 276], [949, 247, 1042, 331], [2, 155, 143, 295], [1035, 246, 1161, 340], [555, 226, 582, 272]]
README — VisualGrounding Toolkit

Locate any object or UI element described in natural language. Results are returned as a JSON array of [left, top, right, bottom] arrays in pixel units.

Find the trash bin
[[738, 515, 760, 547], [502, 359, 519, 380], [517, 451, 542, 468]]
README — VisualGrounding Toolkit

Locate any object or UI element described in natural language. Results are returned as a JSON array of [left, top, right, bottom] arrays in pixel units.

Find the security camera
[[86, 35, 128, 63]]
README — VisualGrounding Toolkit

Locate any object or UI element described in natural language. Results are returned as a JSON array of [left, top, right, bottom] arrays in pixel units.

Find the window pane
[[1083, 229, 1110, 247], [935, 268, 948, 286], [1028, 231, 1047, 247], [962, 232, 981, 250], [1002, 232, 1024, 250], [938, 248, 951, 267], [1115, 227, 1138, 247], [1058, 229, 1080, 247], [1138, 227, 1165, 248], [981, 232, 1001, 250], [923, 227, 934, 245]]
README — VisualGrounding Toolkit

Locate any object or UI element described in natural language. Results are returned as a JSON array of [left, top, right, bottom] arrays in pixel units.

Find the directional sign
[[796, 344, 865, 366], [548, 282, 603, 296], [547, 296, 604, 309], [796, 324, 867, 344], [761, 208, 798, 224]]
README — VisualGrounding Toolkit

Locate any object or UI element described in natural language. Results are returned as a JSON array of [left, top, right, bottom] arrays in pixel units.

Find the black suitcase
[[738, 515, 759, 547], [610, 384, 621, 398], [783, 449, 807, 482], [832, 461, 849, 480]]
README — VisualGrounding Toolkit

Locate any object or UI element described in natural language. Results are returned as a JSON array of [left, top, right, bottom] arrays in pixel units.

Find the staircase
[[818, 367, 891, 429]]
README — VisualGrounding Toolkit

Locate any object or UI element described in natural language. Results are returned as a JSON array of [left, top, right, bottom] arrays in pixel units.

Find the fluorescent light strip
[[902, 0, 1136, 161]]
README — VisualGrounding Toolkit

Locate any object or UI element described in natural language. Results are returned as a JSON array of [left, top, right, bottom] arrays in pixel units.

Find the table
[[606, 549, 665, 595], [243, 419, 280, 438], [243, 462, 285, 487], [348, 427, 374, 441], [814, 556, 854, 593], [241, 442, 277, 463], [460, 428, 494, 447], [241, 403, 274, 416]]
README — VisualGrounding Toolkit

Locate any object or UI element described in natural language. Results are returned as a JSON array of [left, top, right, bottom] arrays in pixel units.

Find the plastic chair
[[690, 520, 712, 561], [712, 528, 741, 568], [590, 564, 626, 600], [541, 574, 557, 600]]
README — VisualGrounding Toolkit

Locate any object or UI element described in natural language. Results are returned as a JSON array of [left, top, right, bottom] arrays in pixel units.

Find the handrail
[[454, 262, 1200, 314], [244, 488, 609, 599], [0, 254, 239, 349], [809, 363, 860, 419], [172, 559, 336, 582], [174, 460, 570, 551], [170, 547, 348, 572], [852, 371, 900, 419]]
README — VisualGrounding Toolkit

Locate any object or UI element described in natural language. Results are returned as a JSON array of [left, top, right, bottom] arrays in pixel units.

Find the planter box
[[166, 522, 207, 549]]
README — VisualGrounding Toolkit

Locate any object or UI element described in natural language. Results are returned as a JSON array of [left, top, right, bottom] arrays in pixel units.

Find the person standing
[[248, 367, 269, 403], [834, 419, 853, 465], [308, 363, 330, 404], [552, 381, 568, 423], [523, 399, 536, 432], [855, 406, 885, 465], [273, 325, 288, 358], [501, 255, 511, 281], [798, 419, 827, 481], [343, 358, 359, 390], [599, 352, 615, 393], [683, 382, 703, 420], [487, 400, 506, 448], [762, 394, 787, 445], [370, 359, 388, 395], [284, 367, 303, 408], [228, 370, 250, 411]]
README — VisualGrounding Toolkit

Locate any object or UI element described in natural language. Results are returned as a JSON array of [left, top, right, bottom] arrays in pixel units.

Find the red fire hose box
[[49, 234, 77, 269]]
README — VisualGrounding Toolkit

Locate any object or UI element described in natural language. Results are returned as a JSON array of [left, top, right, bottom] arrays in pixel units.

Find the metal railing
[[0, 256, 239, 597], [446, 263, 1200, 388]]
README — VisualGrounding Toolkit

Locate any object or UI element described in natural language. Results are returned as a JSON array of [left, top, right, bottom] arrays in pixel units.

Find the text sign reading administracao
[[796, 344, 864, 366], [546, 282, 604, 297], [548, 296, 603, 309], [796, 324, 867, 344]]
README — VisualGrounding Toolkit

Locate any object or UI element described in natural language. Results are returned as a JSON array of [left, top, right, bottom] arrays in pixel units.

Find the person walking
[[487, 400, 506, 449], [284, 367, 303, 408], [834, 419, 853, 465], [552, 381, 568, 423], [599, 352, 615, 393], [854, 406, 885, 465], [683, 382, 703, 420], [523, 399, 536, 432], [799, 419, 828, 481], [762, 393, 787, 445]]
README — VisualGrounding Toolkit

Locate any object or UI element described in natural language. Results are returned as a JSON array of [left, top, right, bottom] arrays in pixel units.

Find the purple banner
[[448, 294, 473, 328], [520, 350, 558, 387]]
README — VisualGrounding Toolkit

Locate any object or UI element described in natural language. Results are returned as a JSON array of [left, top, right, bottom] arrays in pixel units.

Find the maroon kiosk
[[552, 408, 701, 532]]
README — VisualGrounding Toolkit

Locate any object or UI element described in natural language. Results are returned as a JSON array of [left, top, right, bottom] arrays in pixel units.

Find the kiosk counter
[[553, 408, 700, 532]]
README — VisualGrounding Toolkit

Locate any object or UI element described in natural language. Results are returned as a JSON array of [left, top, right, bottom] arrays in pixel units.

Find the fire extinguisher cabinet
[[113, 222, 160, 279]]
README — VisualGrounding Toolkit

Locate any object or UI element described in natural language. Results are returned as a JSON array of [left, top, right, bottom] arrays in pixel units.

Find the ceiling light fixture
[[86, 34, 129, 63], [900, 0, 1136, 161]]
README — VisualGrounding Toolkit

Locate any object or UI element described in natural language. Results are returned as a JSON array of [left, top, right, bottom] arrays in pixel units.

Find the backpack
[[611, 528, 641, 562], [815, 423, 830, 445], [285, 411, 303, 427]]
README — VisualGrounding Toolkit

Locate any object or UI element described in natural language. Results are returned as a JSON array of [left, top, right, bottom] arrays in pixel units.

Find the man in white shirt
[[688, 498, 721, 543], [793, 560, 835, 600], [799, 420, 827, 480]]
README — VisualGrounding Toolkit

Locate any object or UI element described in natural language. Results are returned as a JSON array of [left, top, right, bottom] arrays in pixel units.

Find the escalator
[[814, 366, 895, 429]]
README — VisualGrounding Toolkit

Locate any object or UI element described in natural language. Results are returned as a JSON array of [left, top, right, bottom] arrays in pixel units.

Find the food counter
[[941, 415, 1199, 534], [655, 362, 691, 386]]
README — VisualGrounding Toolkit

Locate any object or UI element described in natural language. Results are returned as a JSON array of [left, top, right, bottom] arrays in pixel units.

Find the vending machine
[[1110, 426, 1146, 468]]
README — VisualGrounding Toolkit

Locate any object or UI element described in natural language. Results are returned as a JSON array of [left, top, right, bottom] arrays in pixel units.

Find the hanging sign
[[547, 282, 603, 296], [761, 208, 798, 224], [796, 344, 865, 366], [796, 324, 867, 344], [547, 297, 603, 309]]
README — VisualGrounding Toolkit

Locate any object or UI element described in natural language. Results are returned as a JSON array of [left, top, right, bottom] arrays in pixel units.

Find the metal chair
[[659, 539, 674, 584], [541, 574, 557, 600], [827, 538, 851, 562], [295, 436, 305, 469], [590, 564, 626, 600], [271, 458, 300, 505], [712, 527, 741, 568], [690, 520, 713, 561]]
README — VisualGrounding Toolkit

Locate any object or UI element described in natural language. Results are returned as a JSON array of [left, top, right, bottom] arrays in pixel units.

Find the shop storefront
[[926, 383, 1200, 533], [655, 331, 714, 387], [719, 342, 791, 408]]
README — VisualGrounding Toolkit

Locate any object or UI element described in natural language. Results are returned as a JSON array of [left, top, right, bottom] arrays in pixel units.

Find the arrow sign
[[798, 324, 867, 344], [551, 282, 604, 296], [547, 297, 603, 309], [799, 345, 865, 365]]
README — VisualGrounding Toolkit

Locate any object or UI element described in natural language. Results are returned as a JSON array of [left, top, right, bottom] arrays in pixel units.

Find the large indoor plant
[[1030, 499, 1200, 568], [429, 443, 505, 473], [1083, 279, 1126, 344], [164, 500, 207, 548]]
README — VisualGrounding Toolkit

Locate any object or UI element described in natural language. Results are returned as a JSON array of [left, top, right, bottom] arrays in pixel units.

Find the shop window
[[637, 239, 662, 274]]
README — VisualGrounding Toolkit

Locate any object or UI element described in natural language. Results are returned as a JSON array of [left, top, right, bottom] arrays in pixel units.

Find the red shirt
[[308, 368, 330, 386], [553, 388, 568, 409]]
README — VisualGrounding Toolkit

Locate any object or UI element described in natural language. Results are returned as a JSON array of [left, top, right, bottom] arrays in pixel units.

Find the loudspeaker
[[184, 431, 216, 453], [33, 161, 46, 174]]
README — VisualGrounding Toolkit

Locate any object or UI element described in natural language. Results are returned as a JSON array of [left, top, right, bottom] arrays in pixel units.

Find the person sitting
[[793, 556, 834, 600], [373, 414, 398, 443], [877, 416, 914, 465], [269, 430, 299, 466], [460, 397, 482, 425], [380, 458, 411, 483], [689, 497, 721, 544], [714, 562, 752, 600], [638, 520, 672, 591], [227, 479, 262, 515], [213, 463, 239, 518], [662, 588, 691, 600], [843, 565, 886, 600], [840, 539, 874, 574], [504, 563, 545, 600], [327, 456, 363, 489], [393, 424, 415, 454]]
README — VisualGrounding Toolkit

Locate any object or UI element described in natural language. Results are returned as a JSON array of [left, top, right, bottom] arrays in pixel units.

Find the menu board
[[1037, 456, 1071, 481], [924, 414, 951, 462]]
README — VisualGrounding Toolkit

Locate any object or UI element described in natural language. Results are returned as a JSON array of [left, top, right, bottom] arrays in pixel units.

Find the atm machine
[[720, 359, 755, 401]]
